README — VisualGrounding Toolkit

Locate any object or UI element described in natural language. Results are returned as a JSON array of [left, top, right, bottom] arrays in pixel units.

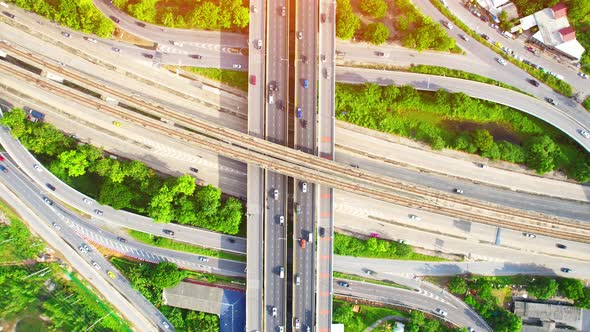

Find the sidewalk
[[336, 121, 590, 202]]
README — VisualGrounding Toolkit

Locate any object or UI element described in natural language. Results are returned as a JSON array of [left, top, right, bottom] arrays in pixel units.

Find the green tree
[[472, 129, 494, 152], [359, 0, 388, 18], [528, 277, 558, 300], [499, 10, 511, 31], [148, 185, 175, 223], [0, 108, 28, 137], [128, 0, 158, 23], [524, 135, 559, 174], [195, 185, 222, 217], [575, 288, 590, 309], [57, 150, 89, 177], [148, 262, 186, 288], [171, 174, 196, 196], [99, 180, 136, 210], [189, 2, 220, 29], [448, 276, 468, 295], [363, 22, 390, 45], [336, 0, 361, 40], [395, 243, 412, 257], [557, 278, 584, 300]]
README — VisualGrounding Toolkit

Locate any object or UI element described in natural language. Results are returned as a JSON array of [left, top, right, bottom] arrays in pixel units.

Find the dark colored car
[[143, 53, 154, 59], [46, 183, 56, 191], [110, 16, 120, 23], [0, 165, 7, 173], [481, 34, 490, 41], [136, 21, 146, 27], [3, 11, 16, 19], [190, 54, 202, 59], [561, 268, 571, 273], [321, 13, 326, 22], [117, 237, 127, 243], [528, 79, 540, 87], [189, 167, 199, 173], [163, 229, 175, 236], [227, 238, 236, 243], [556, 243, 567, 249], [319, 227, 326, 237], [545, 97, 557, 106], [337, 281, 350, 288]]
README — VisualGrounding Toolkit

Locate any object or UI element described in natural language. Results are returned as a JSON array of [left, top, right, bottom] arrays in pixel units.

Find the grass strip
[[127, 230, 246, 262], [183, 67, 248, 92], [334, 271, 414, 290]]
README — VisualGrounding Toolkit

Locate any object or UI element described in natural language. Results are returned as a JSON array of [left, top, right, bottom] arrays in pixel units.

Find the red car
[[0, 155, 4, 161], [250, 75, 256, 85], [369, 233, 380, 238]]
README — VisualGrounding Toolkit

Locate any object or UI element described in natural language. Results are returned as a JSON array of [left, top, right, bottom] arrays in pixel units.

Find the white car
[[579, 72, 589, 79], [273, 189, 279, 200], [92, 261, 101, 270], [112, 47, 120, 52], [83, 197, 92, 204], [33, 164, 42, 172], [524, 233, 536, 238], [232, 64, 242, 69], [85, 37, 98, 43], [580, 130, 590, 139], [460, 34, 469, 42], [409, 214, 421, 221], [297, 31, 303, 39], [436, 308, 448, 317], [51, 222, 61, 231], [198, 256, 209, 262], [279, 215, 285, 225], [272, 306, 277, 317], [496, 58, 507, 65]]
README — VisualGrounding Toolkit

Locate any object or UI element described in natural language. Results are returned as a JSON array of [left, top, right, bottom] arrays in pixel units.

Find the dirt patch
[[112, 27, 155, 48]]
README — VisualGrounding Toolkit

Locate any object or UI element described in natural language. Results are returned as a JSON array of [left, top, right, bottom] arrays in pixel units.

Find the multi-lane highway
[[316, 0, 337, 330], [3, 4, 590, 326], [292, 0, 319, 329], [0, 154, 170, 331], [263, 1, 290, 331], [86, 0, 590, 129], [334, 278, 491, 331], [245, 0, 266, 330]]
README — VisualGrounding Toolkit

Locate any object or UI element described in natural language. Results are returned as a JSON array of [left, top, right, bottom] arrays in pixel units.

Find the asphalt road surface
[[336, 67, 590, 153], [0, 127, 247, 253], [334, 278, 491, 331]]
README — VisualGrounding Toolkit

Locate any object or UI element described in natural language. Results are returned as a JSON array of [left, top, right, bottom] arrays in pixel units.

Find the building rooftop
[[514, 301, 582, 326], [162, 281, 246, 332]]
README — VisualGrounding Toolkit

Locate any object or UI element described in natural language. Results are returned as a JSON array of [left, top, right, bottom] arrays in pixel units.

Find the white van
[[279, 266, 284, 278]]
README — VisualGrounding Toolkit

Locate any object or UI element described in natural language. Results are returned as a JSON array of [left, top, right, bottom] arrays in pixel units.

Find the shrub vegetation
[[447, 275, 590, 331], [9, 0, 114, 37], [113, 0, 249, 32], [335, 82, 590, 181], [0, 108, 244, 234], [334, 233, 447, 261]]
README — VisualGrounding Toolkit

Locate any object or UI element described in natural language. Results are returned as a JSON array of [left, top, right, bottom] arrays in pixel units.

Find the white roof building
[[516, 4, 585, 60]]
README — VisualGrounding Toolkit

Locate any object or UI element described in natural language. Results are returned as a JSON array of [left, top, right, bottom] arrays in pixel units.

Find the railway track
[[1, 54, 589, 244]]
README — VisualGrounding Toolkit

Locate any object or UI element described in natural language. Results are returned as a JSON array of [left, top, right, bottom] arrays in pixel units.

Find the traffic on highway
[[1, 0, 590, 332]]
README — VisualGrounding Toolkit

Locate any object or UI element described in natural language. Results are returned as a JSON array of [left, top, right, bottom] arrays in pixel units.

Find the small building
[[476, 0, 519, 20], [514, 300, 582, 331], [162, 281, 245, 332], [512, 4, 585, 60]]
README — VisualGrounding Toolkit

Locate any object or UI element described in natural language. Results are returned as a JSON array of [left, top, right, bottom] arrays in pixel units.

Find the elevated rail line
[[1, 58, 589, 245]]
